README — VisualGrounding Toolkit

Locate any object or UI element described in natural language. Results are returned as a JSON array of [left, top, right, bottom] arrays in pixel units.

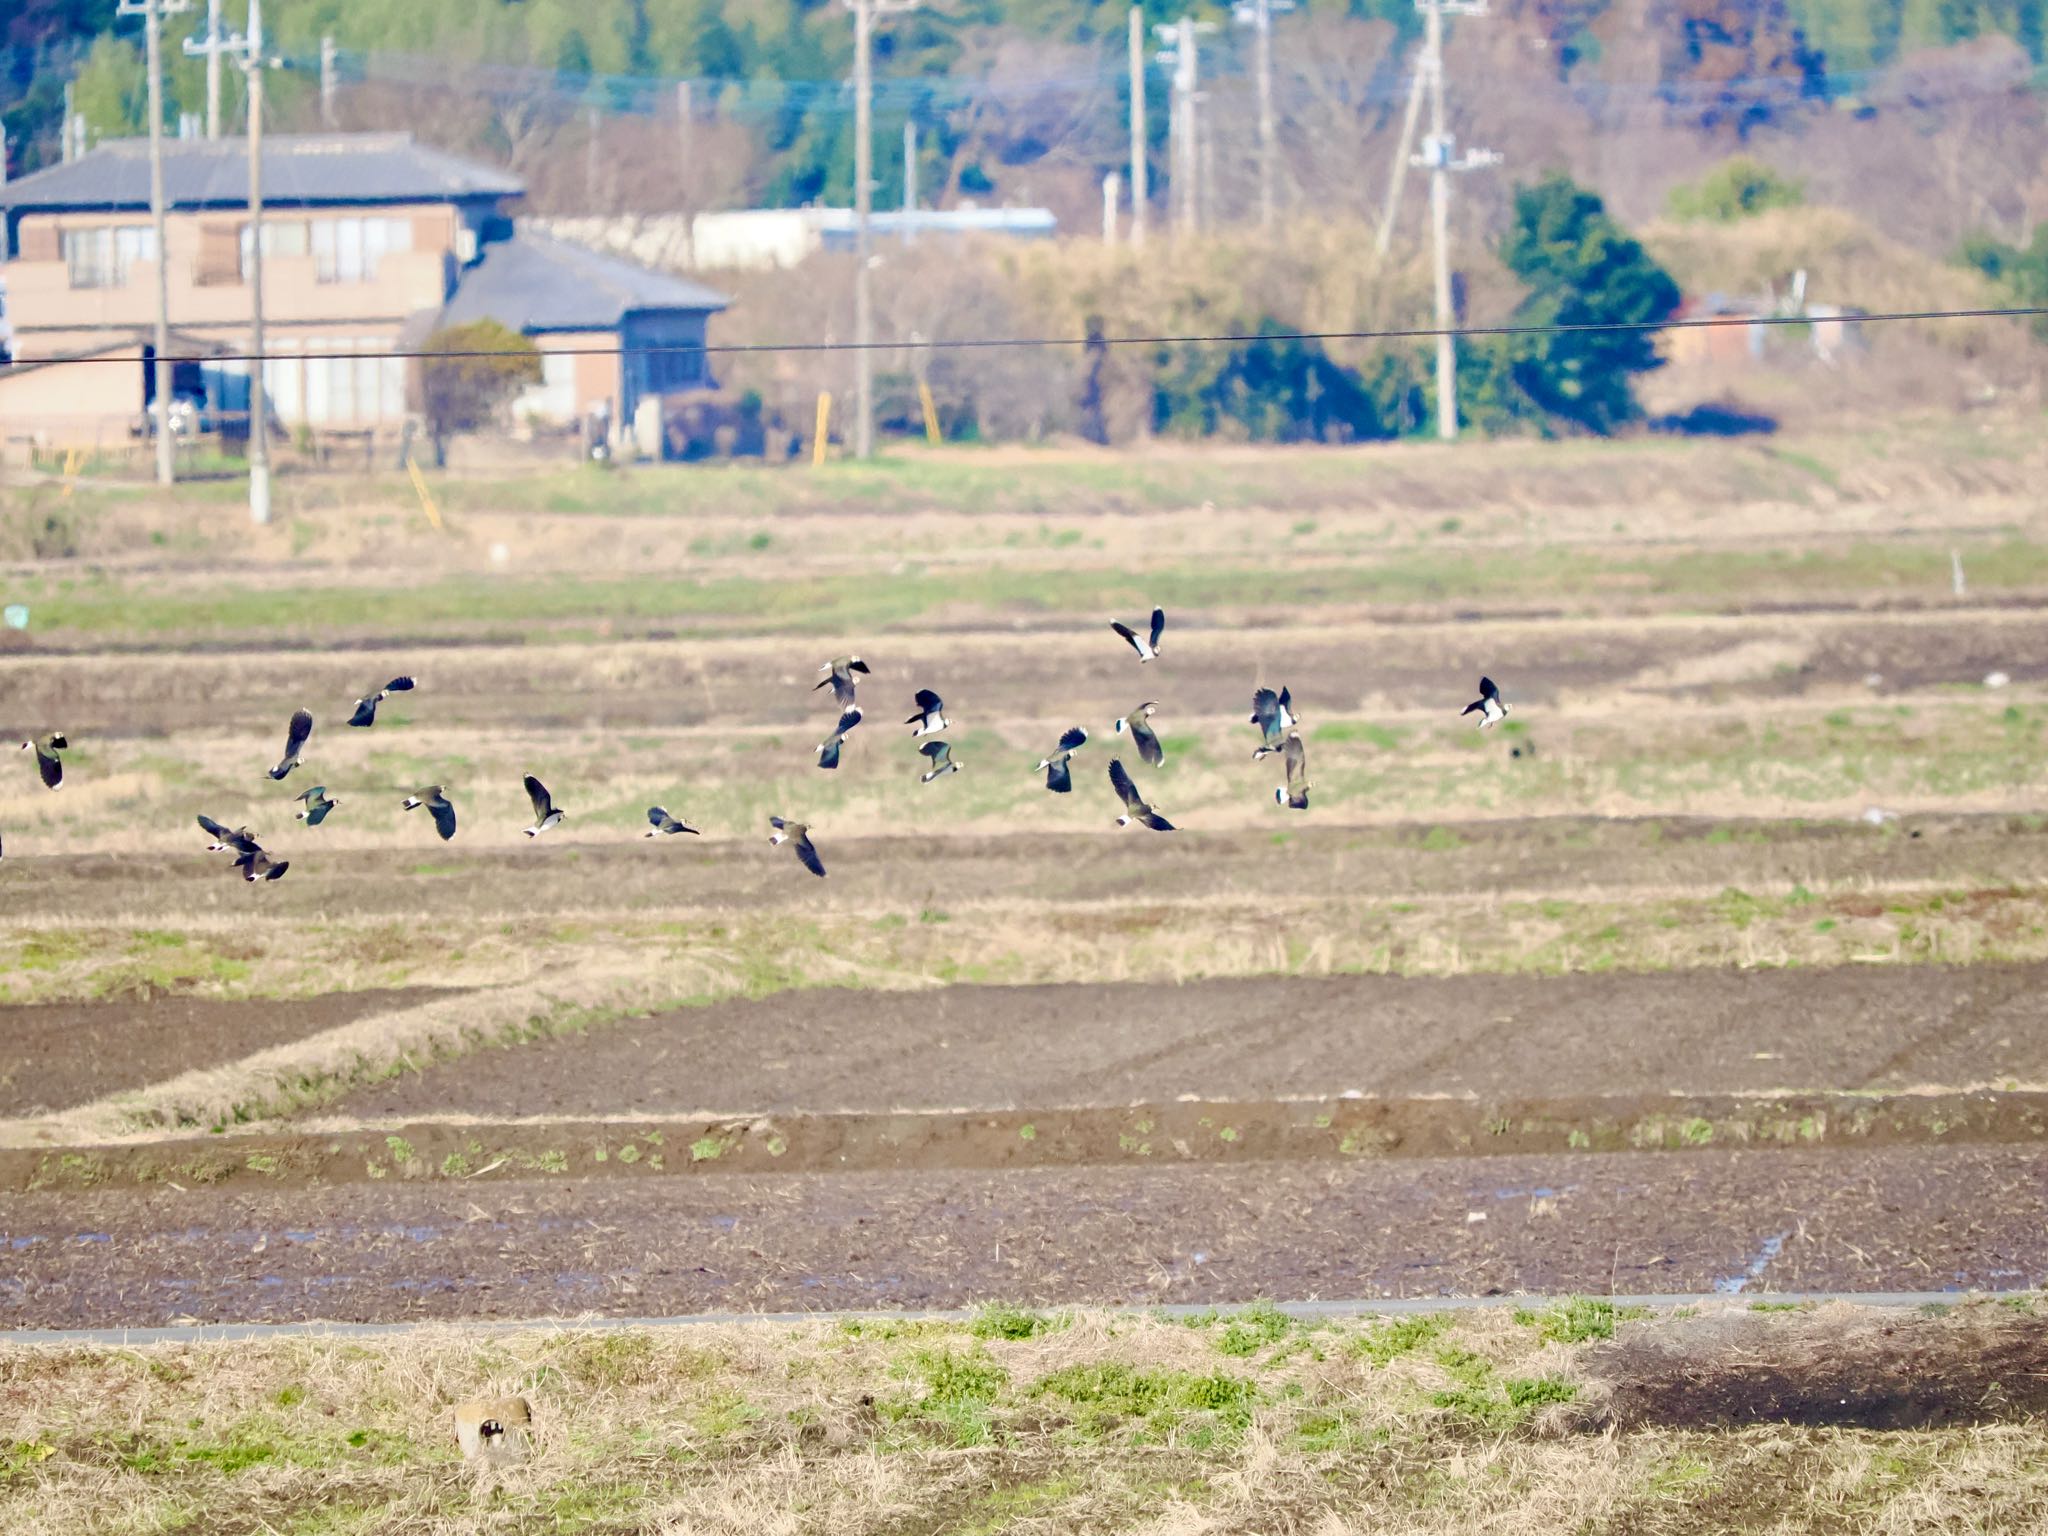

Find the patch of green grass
[[1353, 1314, 1453, 1366], [1215, 1301, 1293, 1357], [1430, 1345, 1579, 1431], [1032, 1362, 1258, 1444], [885, 1347, 1009, 1447], [969, 1305, 1065, 1341], [1513, 1297, 1649, 1345]]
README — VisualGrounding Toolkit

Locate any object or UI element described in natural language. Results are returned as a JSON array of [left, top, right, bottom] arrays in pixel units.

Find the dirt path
[[336, 963, 2048, 1121], [1, 1145, 2038, 1327], [0, 989, 452, 1117]]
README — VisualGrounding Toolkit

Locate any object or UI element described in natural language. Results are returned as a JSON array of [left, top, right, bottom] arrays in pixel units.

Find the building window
[[309, 216, 412, 283], [238, 220, 310, 280], [642, 343, 705, 394], [64, 225, 156, 289]]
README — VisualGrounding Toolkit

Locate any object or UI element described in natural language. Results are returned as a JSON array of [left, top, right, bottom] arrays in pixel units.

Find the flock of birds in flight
[[15, 608, 1510, 880]]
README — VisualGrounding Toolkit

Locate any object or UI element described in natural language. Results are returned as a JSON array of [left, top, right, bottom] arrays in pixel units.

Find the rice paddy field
[[2, 414, 2046, 1531]]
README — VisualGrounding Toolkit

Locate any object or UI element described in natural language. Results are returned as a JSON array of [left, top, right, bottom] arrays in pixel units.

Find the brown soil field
[[337, 963, 2048, 1121], [2, 1145, 2040, 1327], [0, 988, 453, 1118]]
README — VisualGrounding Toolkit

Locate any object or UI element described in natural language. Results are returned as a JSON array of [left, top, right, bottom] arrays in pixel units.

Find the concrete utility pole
[[186, 0, 277, 523], [120, 0, 192, 488], [319, 35, 336, 125], [844, 0, 918, 461], [1102, 170, 1119, 244], [62, 83, 76, 161], [675, 80, 692, 180], [1407, 0, 1497, 440], [1234, 0, 1294, 233], [1154, 17, 1216, 236], [205, 0, 222, 136], [1127, 7, 1146, 248]]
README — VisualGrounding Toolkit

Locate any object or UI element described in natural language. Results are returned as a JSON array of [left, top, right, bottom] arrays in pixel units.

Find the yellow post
[[812, 391, 832, 467], [918, 380, 941, 446], [404, 453, 445, 532], [61, 446, 82, 499]]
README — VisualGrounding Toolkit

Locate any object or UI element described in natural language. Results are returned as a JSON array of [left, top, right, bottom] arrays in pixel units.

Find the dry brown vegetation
[[1, 1301, 2042, 1535]]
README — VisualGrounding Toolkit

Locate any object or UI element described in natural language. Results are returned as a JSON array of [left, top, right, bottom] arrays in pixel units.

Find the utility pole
[[1233, 0, 1294, 233], [903, 119, 917, 244], [319, 34, 336, 125], [62, 83, 76, 161], [675, 79, 692, 181], [1154, 17, 1216, 236], [186, 0, 277, 523], [843, 0, 918, 461], [1127, 7, 1146, 248], [1102, 170, 1119, 244], [1407, 0, 1497, 440], [120, 0, 191, 489], [205, 0, 222, 136], [1374, 64, 1426, 256]]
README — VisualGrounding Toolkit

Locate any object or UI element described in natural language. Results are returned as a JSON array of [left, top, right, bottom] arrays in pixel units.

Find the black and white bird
[[294, 786, 338, 825], [815, 655, 871, 708], [1113, 702, 1165, 767], [346, 675, 415, 728], [1111, 607, 1166, 663], [1108, 758, 1175, 831], [646, 806, 700, 837], [228, 838, 289, 881], [815, 704, 864, 770], [1035, 726, 1089, 794], [19, 732, 66, 790], [918, 739, 961, 782], [1249, 687, 1296, 759], [905, 688, 949, 737], [769, 816, 826, 877], [402, 785, 457, 841], [1462, 676, 1509, 729], [1275, 731, 1310, 811], [198, 814, 261, 855], [522, 774, 564, 836], [268, 709, 313, 780]]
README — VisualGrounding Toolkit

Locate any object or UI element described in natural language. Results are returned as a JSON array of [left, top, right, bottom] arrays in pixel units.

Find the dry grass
[[1, 1301, 2041, 1535]]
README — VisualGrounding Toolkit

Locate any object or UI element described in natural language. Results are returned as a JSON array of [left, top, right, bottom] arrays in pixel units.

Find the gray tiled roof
[[0, 133, 522, 213], [438, 231, 728, 333]]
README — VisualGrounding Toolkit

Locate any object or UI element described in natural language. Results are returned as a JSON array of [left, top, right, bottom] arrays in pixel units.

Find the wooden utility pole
[[120, 0, 191, 487], [844, 0, 918, 460], [1235, 0, 1294, 233], [1127, 7, 1146, 248]]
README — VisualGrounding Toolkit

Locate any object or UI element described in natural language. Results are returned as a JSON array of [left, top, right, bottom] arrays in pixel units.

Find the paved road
[[4, 1145, 2040, 1328]]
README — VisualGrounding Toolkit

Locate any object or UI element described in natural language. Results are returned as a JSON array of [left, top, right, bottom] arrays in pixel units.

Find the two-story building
[[0, 132, 725, 453]]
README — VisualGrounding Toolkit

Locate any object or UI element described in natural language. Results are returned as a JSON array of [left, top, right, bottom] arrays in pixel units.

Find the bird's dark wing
[[835, 704, 864, 736], [770, 815, 790, 833], [1108, 758, 1144, 810], [385, 676, 415, 694], [1461, 700, 1485, 717], [35, 746, 62, 789], [1058, 725, 1089, 753], [648, 806, 671, 830], [1140, 812, 1176, 832], [1132, 719, 1164, 767], [198, 814, 231, 839], [1250, 689, 1277, 730], [849, 659, 870, 675], [283, 709, 313, 760], [1110, 621, 1139, 653], [260, 858, 290, 881], [430, 797, 457, 841], [47, 733, 67, 751], [296, 786, 320, 804], [919, 740, 951, 764], [831, 672, 857, 707], [817, 737, 844, 770], [793, 833, 826, 878], [1277, 687, 1294, 725], [523, 775, 553, 821], [1284, 734, 1308, 790], [1148, 607, 1166, 650], [913, 688, 942, 712], [1046, 758, 1074, 794], [347, 697, 377, 727], [1480, 676, 1501, 704]]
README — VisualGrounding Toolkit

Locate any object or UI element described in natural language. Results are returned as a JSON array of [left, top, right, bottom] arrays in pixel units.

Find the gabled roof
[[438, 232, 729, 334], [0, 133, 522, 215]]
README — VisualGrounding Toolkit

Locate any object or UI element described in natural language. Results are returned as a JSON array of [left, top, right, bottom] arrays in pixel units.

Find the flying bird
[[268, 709, 313, 780], [294, 786, 338, 826], [769, 816, 826, 877], [905, 688, 949, 737], [197, 814, 261, 855], [1108, 757, 1175, 831], [1035, 726, 1089, 794], [1462, 676, 1509, 729], [232, 843, 290, 882], [1111, 607, 1166, 663], [346, 675, 415, 728], [645, 806, 700, 837], [402, 785, 457, 841], [1113, 701, 1165, 767], [918, 739, 961, 782], [19, 732, 66, 790], [1275, 731, 1310, 811], [1249, 687, 1296, 758], [815, 655, 871, 708], [815, 704, 864, 770], [522, 774, 564, 836]]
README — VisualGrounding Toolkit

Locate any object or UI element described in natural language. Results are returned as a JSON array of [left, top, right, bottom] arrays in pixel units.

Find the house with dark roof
[[0, 132, 724, 451]]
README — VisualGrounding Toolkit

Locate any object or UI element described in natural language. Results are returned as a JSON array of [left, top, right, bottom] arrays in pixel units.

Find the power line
[[18, 303, 2047, 370]]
